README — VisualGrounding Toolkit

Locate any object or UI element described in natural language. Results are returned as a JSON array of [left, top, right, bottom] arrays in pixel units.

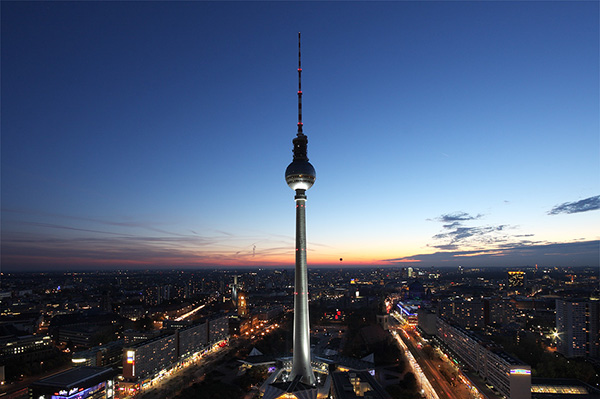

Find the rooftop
[[32, 366, 116, 389]]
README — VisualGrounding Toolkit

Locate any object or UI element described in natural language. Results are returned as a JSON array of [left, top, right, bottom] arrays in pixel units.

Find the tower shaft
[[290, 189, 316, 385]]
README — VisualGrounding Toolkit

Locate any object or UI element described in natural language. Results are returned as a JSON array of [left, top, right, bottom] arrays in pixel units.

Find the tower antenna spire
[[297, 32, 303, 136]]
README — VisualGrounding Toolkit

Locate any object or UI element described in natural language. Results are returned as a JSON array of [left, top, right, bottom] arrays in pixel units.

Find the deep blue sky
[[2, 1, 598, 270]]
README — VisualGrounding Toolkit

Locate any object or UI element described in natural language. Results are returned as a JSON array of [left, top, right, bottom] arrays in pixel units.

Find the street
[[390, 316, 477, 399]]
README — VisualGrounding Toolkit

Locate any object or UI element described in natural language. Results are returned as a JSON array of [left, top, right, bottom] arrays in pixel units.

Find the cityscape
[[1, 2, 599, 399], [0, 266, 599, 399]]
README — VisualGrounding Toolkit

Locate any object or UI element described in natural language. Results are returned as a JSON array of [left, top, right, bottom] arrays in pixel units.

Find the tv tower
[[285, 32, 317, 387]]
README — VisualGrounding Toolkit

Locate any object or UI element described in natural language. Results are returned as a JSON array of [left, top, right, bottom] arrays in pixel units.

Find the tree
[[422, 345, 435, 360], [402, 372, 417, 391]]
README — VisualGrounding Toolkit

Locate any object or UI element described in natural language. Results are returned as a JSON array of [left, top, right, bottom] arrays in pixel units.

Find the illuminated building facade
[[29, 366, 117, 399], [556, 298, 600, 358], [508, 271, 526, 293], [122, 333, 177, 381], [72, 340, 124, 367], [396, 302, 419, 326], [122, 315, 230, 381], [0, 334, 53, 364], [437, 317, 531, 399], [208, 316, 229, 345], [178, 320, 209, 359], [487, 297, 517, 326], [437, 298, 485, 329], [238, 292, 248, 317]]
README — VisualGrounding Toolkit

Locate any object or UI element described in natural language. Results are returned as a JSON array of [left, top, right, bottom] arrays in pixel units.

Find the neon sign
[[126, 350, 135, 364], [510, 369, 531, 375]]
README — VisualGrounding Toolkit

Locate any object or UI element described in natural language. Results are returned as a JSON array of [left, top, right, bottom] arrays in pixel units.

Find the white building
[[437, 317, 531, 399]]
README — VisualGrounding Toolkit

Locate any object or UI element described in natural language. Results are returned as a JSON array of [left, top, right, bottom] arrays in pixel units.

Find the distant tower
[[238, 292, 247, 317], [285, 32, 317, 387], [376, 296, 389, 331], [231, 275, 240, 305]]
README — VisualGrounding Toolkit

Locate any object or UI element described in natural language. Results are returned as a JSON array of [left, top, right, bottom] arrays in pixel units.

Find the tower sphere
[[285, 160, 316, 191]]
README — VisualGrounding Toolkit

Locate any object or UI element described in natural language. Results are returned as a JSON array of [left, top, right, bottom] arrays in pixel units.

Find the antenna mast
[[297, 32, 303, 136]]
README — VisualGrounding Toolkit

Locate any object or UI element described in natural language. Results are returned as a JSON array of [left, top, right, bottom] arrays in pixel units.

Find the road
[[390, 317, 473, 399]]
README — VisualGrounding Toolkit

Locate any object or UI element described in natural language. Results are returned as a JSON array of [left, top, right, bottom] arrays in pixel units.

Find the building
[[178, 320, 208, 359], [123, 329, 161, 345], [208, 315, 229, 344], [396, 302, 419, 326], [122, 332, 177, 382], [122, 316, 228, 385], [0, 334, 53, 365], [72, 340, 124, 367], [256, 306, 284, 321], [486, 297, 517, 326], [144, 285, 172, 306], [508, 271, 526, 293], [29, 366, 117, 399], [437, 317, 531, 399], [556, 298, 600, 358], [58, 325, 97, 349], [0, 312, 42, 334], [417, 308, 437, 336], [119, 305, 145, 321], [486, 350, 531, 399], [438, 298, 485, 329], [238, 292, 248, 317], [330, 371, 391, 399], [531, 378, 600, 398]]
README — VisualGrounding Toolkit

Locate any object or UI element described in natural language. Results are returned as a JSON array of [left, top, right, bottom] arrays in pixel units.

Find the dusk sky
[[2, 1, 598, 271]]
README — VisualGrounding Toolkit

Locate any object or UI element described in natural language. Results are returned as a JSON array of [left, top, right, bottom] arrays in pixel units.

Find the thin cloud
[[428, 210, 535, 254], [548, 195, 600, 215], [17, 221, 134, 237], [383, 240, 599, 267], [1, 221, 301, 269], [432, 223, 512, 250], [436, 212, 483, 223], [442, 221, 462, 230]]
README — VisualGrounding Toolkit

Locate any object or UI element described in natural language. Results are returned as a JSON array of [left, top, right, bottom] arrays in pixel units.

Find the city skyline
[[2, 1, 599, 271]]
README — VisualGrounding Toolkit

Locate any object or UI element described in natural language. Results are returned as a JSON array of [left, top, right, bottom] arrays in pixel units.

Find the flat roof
[[33, 366, 115, 389], [331, 371, 391, 399]]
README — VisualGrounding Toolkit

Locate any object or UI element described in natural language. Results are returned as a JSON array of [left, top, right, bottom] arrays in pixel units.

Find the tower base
[[263, 376, 317, 399]]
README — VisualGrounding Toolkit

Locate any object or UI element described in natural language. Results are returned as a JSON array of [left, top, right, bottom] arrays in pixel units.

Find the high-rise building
[[437, 298, 485, 329], [122, 333, 177, 382], [556, 298, 600, 358], [508, 271, 526, 293]]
